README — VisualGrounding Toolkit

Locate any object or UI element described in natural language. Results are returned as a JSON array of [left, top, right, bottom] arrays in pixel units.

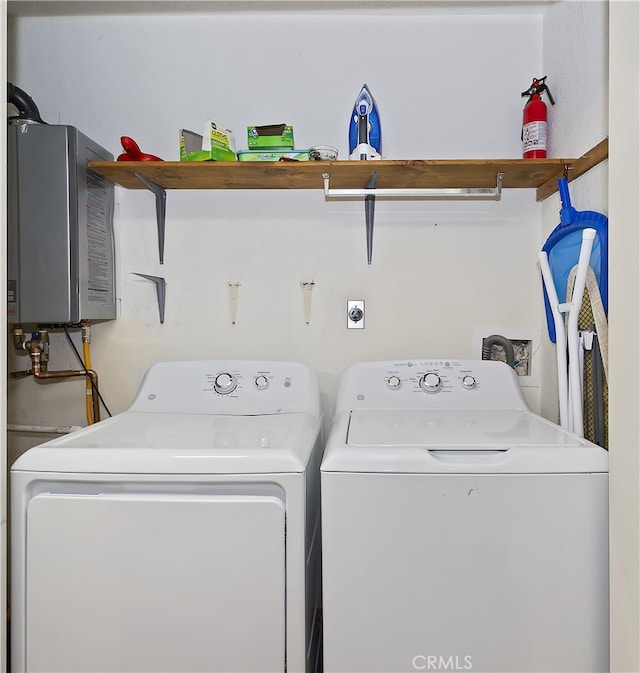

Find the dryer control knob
[[387, 376, 402, 390], [214, 372, 237, 395], [420, 372, 442, 393], [462, 375, 477, 390], [255, 375, 269, 390]]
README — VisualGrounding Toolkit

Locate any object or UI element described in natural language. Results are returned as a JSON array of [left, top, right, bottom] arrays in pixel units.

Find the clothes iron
[[349, 84, 381, 160]]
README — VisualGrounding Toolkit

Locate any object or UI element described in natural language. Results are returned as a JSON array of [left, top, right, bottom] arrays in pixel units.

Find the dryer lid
[[320, 409, 608, 474], [11, 411, 321, 474]]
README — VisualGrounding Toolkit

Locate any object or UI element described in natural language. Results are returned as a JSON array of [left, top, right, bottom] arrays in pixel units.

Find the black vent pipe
[[7, 82, 45, 123]]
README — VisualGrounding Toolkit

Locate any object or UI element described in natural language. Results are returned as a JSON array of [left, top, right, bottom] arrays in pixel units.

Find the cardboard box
[[247, 124, 294, 150], [179, 129, 208, 161], [237, 149, 309, 162], [180, 121, 237, 162]]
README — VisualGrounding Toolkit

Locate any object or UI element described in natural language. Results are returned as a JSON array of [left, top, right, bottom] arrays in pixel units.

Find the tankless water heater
[[8, 123, 116, 324]]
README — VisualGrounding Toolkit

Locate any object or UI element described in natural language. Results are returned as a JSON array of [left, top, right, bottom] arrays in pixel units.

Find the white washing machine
[[321, 359, 608, 673], [11, 360, 323, 673]]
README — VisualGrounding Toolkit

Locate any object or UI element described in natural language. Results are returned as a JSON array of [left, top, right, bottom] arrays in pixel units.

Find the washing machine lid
[[321, 409, 608, 473], [11, 411, 320, 474]]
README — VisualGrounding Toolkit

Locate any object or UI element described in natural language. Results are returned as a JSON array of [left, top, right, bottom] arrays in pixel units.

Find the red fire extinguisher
[[521, 76, 555, 158]]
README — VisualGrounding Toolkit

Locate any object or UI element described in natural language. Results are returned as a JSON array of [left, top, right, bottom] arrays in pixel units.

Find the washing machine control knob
[[214, 372, 237, 395], [420, 372, 442, 393], [255, 375, 269, 390], [387, 375, 402, 390], [462, 375, 477, 390]]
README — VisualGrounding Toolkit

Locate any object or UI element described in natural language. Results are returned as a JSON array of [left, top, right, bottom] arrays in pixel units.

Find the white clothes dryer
[[11, 360, 323, 673], [321, 359, 608, 673]]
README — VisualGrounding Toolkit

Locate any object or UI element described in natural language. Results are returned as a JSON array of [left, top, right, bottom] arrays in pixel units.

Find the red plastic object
[[117, 136, 163, 162], [521, 77, 554, 159], [522, 93, 548, 158]]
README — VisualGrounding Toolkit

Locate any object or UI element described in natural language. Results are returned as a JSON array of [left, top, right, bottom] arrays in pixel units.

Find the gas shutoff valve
[[347, 300, 365, 329]]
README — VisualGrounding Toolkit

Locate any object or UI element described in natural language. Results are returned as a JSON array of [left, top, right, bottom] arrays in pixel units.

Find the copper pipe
[[32, 367, 101, 423], [29, 350, 43, 375], [9, 326, 101, 423]]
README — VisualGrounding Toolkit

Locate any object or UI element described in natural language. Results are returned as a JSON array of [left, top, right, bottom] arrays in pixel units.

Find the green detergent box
[[237, 149, 309, 162], [180, 121, 237, 162], [247, 124, 294, 150]]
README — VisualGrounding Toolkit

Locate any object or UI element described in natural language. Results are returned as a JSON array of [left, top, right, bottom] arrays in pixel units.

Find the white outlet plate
[[472, 328, 540, 387], [347, 300, 365, 329]]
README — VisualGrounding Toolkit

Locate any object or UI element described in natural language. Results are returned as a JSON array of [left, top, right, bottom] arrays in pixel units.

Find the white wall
[[609, 1, 640, 669], [1, 2, 7, 670], [7, 5, 547, 433], [541, 0, 609, 421]]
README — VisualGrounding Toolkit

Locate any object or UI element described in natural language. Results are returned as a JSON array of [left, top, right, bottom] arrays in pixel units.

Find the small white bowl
[[309, 145, 338, 161]]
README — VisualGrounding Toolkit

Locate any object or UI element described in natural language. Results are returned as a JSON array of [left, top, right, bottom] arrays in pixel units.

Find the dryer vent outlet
[[347, 300, 365, 329], [485, 337, 532, 377]]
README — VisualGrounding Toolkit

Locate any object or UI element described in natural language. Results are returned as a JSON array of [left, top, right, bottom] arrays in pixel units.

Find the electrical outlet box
[[347, 300, 365, 329]]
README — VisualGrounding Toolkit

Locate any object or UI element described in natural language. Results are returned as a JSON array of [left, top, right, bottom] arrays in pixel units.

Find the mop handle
[[538, 251, 569, 430], [567, 228, 597, 439], [558, 177, 572, 210]]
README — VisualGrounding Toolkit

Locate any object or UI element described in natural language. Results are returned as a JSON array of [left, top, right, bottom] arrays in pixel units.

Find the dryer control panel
[[129, 360, 320, 416], [335, 359, 527, 412]]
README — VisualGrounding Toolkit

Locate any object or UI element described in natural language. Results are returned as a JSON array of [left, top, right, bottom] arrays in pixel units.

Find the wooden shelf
[[89, 140, 608, 265], [89, 139, 608, 202], [90, 157, 573, 195]]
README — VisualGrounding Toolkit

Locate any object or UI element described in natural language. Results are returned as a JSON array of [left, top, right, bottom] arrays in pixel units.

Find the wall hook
[[228, 282, 241, 325], [301, 281, 315, 324]]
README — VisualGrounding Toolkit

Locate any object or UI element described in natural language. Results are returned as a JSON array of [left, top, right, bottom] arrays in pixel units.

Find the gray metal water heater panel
[[8, 124, 116, 324]]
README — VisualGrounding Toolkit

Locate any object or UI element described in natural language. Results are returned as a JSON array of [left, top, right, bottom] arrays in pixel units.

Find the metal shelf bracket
[[322, 171, 504, 264], [132, 273, 166, 324], [133, 172, 167, 264]]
